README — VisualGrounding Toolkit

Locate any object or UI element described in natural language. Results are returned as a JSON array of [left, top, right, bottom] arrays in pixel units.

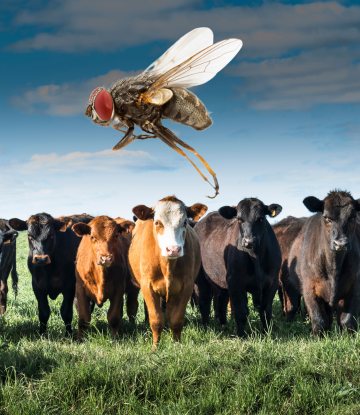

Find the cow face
[[219, 198, 282, 252], [72, 216, 135, 267], [9, 213, 71, 266], [133, 196, 207, 259], [303, 190, 360, 252]]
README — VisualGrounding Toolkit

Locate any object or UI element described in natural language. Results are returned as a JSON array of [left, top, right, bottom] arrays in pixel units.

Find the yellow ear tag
[[270, 210, 276, 217]]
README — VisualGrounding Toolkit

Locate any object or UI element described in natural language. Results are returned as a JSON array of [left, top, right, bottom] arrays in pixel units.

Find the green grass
[[0, 232, 359, 414]]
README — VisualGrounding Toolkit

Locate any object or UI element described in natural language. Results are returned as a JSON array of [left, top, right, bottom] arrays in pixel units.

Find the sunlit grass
[[0, 232, 359, 414]]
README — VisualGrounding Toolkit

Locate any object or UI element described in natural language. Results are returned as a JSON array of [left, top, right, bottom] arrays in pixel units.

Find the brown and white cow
[[128, 196, 207, 349], [72, 215, 137, 340]]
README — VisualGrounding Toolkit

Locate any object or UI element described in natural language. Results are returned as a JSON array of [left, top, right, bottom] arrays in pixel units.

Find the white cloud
[[9, 69, 137, 116], [5, 1, 360, 59], [227, 47, 360, 110]]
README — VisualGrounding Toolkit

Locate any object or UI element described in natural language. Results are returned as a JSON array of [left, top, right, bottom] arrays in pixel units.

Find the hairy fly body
[[85, 28, 243, 198]]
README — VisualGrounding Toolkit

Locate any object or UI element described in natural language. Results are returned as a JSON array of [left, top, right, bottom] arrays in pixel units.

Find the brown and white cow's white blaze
[[133, 196, 207, 259]]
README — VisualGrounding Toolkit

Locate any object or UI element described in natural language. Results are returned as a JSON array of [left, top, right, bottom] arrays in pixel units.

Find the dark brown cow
[[72, 216, 137, 340], [129, 196, 207, 349], [0, 220, 19, 314], [284, 190, 360, 336], [9, 213, 93, 335], [272, 216, 307, 313]]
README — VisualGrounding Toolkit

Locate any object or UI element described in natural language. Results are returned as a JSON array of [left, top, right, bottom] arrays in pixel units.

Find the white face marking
[[153, 201, 187, 258]]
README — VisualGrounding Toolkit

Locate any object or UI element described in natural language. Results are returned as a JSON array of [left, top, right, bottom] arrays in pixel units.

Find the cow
[[128, 196, 207, 349], [194, 198, 282, 337], [72, 216, 138, 340], [284, 190, 360, 336], [9, 213, 93, 335], [0, 220, 19, 314], [272, 216, 307, 314]]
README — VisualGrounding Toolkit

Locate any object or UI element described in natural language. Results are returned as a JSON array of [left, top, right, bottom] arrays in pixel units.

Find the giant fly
[[85, 28, 243, 198]]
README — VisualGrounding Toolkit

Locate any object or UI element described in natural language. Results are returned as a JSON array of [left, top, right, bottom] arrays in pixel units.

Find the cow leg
[[303, 291, 331, 337], [61, 290, 75, 336], [259, 283, 278, 334], [32, 279, 50, 335], [337, 296, 359, 333], [76, 283, 91, 341], [107, 292, 124, 337], [282, 278, 301, 322], [142, 286, 164, 349], [126, 288, 139, 325], [214, 289, 229, 326], [228, 287, 248, 337], [194, 266, 212, 325], [0, 279, 8, 315], [166, 288, 192, 342]]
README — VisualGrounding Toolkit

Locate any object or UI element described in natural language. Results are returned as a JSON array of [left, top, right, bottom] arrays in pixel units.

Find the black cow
[[0, 220, 19, 314], [194, 198, 282, 336], [9, 213, 93, 335], [285, 190, 360, 336]]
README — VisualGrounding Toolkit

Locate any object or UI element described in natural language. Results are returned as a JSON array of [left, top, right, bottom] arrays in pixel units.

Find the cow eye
[[49, 235, 54, 240], [323, 216, 332, 223], [90, 236, 95, 241], [257, 217, 264, 222], [154, 221, 159, 226]]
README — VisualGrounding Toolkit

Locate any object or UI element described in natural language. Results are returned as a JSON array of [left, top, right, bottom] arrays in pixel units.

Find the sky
[[1, 0, 360, 223]]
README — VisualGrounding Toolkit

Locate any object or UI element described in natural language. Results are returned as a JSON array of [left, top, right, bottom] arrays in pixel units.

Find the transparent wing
[[144, 28, 214, 75], [145, 38, 243, 94]]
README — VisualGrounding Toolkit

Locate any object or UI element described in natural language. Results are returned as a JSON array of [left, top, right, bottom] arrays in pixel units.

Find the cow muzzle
[[242, 237, 257, 250], [332, 238, 350, 252], [164, 245, 182, 258], [33, 255, 51, 265], [97, 255, 114, 267]]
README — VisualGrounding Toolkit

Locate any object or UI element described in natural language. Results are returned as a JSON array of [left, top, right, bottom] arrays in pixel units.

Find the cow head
[[9, 213, 72, 266], [72, 216, 135, 267], [219, 198, 282, 252], [132, 196, 207, 259], [303, 190, 360, 252]]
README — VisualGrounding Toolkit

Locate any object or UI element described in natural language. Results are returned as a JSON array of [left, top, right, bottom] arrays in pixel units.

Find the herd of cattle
[[0, 189, 360, 348]]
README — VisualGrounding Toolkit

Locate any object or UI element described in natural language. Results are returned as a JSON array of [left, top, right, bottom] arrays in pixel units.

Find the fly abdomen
[[162, 88, 212, 131]]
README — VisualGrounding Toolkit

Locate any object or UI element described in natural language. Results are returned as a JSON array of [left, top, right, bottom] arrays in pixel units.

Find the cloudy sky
[[1, 0, 359, 222]]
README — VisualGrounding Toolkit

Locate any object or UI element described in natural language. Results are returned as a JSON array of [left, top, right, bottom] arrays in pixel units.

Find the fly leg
[[151, 122, 219, 198], [112, 120, 136, 151]]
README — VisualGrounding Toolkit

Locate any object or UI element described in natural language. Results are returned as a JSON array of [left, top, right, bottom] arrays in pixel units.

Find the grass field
[[0, 232, 360, 414]]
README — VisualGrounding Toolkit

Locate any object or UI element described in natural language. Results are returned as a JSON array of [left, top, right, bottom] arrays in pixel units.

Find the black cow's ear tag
[[270, 210, 276, 217]]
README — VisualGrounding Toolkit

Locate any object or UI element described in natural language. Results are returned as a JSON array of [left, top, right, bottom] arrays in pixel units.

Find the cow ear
[[266, 204, 282, 218], [186, 203, 208, 221], [218, 206, 237, 220], [303, 196, 324, 213], [72, 222, 91, 237], [8, 218, 27, 231], [3, 230, 18, 244], [54, 218, 72, 232], [132, 205, 154, 221], [118, 220, 135, 234]]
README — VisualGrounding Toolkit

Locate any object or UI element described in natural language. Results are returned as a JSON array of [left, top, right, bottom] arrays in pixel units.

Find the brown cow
[[72, 215, 137, 340], [129, 196, 207, 349], [272, 216, 307, 313]]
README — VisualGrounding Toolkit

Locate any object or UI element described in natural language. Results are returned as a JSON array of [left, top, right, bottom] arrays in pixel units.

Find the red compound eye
[[89, 87, 103, 104], [94, 90, 114, 121]]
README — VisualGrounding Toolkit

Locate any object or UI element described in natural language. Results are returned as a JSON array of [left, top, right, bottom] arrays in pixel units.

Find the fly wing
[[144, 38, 243, 95], [144, 28, 214, 75]]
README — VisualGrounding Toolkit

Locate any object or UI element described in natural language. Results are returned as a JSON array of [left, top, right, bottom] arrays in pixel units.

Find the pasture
[[0, 232, 359, 414]]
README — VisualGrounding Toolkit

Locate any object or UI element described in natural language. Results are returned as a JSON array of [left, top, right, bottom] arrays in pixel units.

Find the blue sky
[[1, 0, 360, 222]]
